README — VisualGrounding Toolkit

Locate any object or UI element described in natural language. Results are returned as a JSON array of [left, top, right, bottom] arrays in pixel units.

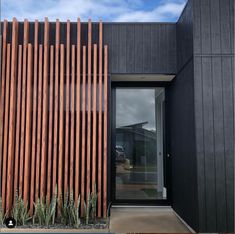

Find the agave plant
[[68, 192, 81, 228], [33, 187, 57, 227], [12, 192, 31, 226], [91, 184, 98, 221], [84, 193, 91, 225], [60, 192, 69, 225]]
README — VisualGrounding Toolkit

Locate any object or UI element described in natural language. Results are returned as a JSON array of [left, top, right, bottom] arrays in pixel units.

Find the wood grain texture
[[52, 19, 60, 196], [14, 44, 22, 202], [2, 44, 11, 213], [98, 20, 103, 218], [75, 18, 81, 205], [92, 44, 97, 193], [86, 19, 92, 197], [41, 18, 49, 199], [24, 43, 33, 205], [58, 44, 65, 212], [81, 45, 86, 216], [103, 45, 108, 217], [30, 20, 38, 214], [6, 18, 18, 212], [47, 45, 54, 201], [70, 45, 75, 193], [64, 20, 70, 198], [19, 19, 29, 197], [35, 45, 43, 202], [0, 20, 8, 197]]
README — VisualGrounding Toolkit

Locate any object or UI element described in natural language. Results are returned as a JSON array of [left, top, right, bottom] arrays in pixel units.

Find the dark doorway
[[111, 83, 171, 205]]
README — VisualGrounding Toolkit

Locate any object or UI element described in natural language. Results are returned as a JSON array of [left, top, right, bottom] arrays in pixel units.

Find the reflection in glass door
[[114, 87, 166, 201]]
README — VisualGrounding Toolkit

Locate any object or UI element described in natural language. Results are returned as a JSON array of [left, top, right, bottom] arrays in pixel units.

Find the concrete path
[[110, 207, 191, 234]]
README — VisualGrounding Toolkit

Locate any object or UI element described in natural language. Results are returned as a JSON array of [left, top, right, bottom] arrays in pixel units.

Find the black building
[[0, 0, 234, 232]]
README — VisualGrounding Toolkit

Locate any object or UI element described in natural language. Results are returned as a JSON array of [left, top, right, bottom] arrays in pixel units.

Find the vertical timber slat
[[47, 45, 54, 200], [0, 20, 7, 199], [35, 45, 43, 202], [98, 20, 103, 218], [19, 19, 29, 197], [30, 20, 39, 213], [92, 44, 97, 193], [103, 45, 108, 217], [6, 18, 18, 212], [41, 18, 49, 199], [14, 45, 22, 202], [75, 18, 81, 205], [70, 45, 75, 193], [64, 20, 70, 197], [24, 43, 33, 205], [58, 44, 65, 212], [87, 19, 92, 197], [53, 19, 60, 196], [2, 44, 11, 212], [81, 46, 86, 216]]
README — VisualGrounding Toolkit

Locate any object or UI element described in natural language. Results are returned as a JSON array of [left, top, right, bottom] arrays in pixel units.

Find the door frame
[[110, 81, 172, 206]]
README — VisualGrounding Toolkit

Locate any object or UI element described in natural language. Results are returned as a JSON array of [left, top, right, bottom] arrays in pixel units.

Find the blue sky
[[1, 0, 187, 22]]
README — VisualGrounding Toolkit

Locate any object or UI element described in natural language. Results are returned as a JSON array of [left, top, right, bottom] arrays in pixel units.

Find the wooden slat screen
[[0, 18, 108, 217]]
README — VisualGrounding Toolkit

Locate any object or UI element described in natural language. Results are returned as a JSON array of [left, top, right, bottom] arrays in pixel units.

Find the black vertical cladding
[[193, 0, 234, 232], [143, 24, 151, 73], [173, 0, 234, 232], [171, 0, 199, 230], [103, 23, 177, 74], [168, 60, 198, 231], [118, 24, 127, 73]]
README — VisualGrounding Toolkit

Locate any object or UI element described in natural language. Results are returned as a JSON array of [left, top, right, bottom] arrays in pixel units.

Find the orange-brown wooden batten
[[58, 43, 65, 213], [98, 20, 103, 218], [86, 19, 92, 198], [2, 43, 11, 213], [81, 45, 86, 216], [70, 45, 76, 193], [30, 20, 39, 214], [103, 45, 108, 217], [19, 19, 29, 198], [52, 19, 60, 196], [92, 44, 97, 193], [41, 17, 49, 199], [64, 20, 70, 198], [6, 18, 18, 212], [0, 21, 8, 206], [47, 45, 54, 200], [13, 44, 22, 203], [75, 18, 81, 205], [35, 44, 43, 202], [23, 43, 33, 205]]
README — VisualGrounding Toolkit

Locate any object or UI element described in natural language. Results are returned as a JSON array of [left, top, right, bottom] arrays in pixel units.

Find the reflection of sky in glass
[[116, 88, 163, 131]]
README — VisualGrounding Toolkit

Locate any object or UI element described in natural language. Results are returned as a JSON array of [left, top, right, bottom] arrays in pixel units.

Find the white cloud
[[114, 3, 186, 22], [1, 0, 186, 22]]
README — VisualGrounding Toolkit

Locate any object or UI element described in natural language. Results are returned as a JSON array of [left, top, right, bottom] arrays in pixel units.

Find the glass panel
[[115, 88, 166, 200]]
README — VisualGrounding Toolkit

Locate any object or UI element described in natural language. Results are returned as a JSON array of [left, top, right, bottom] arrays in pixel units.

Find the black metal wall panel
[[193, 0, 234, 55], [104, 23, 177, 74], [176, 0, 193, 71], [175, 0, 234, 232], [168, 59, 199, 231], [171, 1, 199, 230], [192, 0, 234, 232]]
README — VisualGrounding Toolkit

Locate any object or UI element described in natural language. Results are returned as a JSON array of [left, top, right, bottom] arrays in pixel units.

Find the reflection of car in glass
[[115, 145, 126, 162]]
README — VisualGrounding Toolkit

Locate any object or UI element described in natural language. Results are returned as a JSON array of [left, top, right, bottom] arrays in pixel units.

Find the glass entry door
[[112, 87, 168, 203]]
